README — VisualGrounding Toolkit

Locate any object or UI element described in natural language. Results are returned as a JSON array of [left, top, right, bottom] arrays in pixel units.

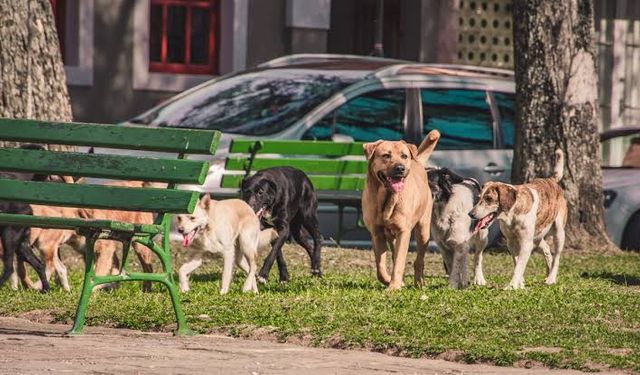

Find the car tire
[[621, 211, 640, 251]]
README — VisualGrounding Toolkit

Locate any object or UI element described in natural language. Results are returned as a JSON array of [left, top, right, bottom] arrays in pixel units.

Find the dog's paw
[[504, 283, 524, 290], [544, 277, 557, 285], [473, 277, 487, 286], [386, 282, 402, 291], [257, 275, 268, 284], [311, 269, 323, 278], [179, 285, 190, 293]]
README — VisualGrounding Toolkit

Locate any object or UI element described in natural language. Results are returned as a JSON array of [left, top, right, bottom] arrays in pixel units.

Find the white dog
[[176, 195, 277, 294]]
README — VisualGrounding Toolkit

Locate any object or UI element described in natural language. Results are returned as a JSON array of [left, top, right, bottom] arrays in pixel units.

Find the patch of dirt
[[17, 309, 57, 324], [0, 317, 627, 375], [514, 359, 549, 369], [436, 350, 465, 362], [606, 348, 632, 356]]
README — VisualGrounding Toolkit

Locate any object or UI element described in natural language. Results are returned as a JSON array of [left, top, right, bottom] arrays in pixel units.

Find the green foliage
[[1, 246, 639, 372]]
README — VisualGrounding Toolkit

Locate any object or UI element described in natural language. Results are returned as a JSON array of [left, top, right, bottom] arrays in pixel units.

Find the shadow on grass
[[190, 272, 223, 283], [581, 271, 640, 286]]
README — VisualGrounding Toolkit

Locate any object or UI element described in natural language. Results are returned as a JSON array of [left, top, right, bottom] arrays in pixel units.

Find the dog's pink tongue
[[182, 231, 195, 247], [387, 177, 405, 193], [473, 215, 491, 233]]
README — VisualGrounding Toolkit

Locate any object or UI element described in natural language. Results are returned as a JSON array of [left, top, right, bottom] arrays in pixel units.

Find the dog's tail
[[258, 228, 278, 250], [553, 149, 564, 182], [416, 130, 441, 165]]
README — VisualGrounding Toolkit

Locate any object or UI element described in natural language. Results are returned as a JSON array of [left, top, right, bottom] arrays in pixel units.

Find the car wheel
[[621, 211, 640, 251]]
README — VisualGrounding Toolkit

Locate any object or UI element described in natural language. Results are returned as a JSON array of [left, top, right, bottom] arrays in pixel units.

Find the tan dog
[[470, 150, 567, 289], [176, 195, 278, 294], [16, 181, 155, 292], [361, 130, 441, 290]]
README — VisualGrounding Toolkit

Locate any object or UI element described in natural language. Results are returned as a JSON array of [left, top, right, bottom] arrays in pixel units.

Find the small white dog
[[176, 195, 277, 294]]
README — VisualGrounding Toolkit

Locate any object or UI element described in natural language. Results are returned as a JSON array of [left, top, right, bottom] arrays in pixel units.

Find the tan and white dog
[[176, 195, 277, 294], [470, 150, 567, 289], [361, 130, 440, 290]]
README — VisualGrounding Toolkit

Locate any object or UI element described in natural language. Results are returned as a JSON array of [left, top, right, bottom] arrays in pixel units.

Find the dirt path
[[0, 317, 627, 375]]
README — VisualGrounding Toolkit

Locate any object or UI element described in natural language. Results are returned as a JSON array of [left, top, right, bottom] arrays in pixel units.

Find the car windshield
[[601, 132, 640, 168], [130, 69, 360, 136]]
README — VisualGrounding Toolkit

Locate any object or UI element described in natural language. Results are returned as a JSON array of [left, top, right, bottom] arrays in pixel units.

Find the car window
[[130, 69, 361, 136], [421, 89, 494, 150], [493, 92, 515, 149], [302, 89, 405, 142]]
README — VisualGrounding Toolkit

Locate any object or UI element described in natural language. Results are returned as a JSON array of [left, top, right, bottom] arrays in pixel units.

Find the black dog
[[241, 166, 322, 283]]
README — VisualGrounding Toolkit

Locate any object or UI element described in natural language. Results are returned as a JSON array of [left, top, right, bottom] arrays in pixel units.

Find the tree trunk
[[0, 0, 74, 151], [512, 0, 615, 251]]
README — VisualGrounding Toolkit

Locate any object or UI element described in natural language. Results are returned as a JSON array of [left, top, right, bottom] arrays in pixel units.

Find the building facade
[[51, 0, 640, 131]]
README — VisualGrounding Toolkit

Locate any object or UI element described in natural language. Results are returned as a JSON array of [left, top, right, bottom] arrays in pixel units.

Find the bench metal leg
[[68, 233, 98, 336], [68, 233, 194, 336], [142, 237, 194, 336]]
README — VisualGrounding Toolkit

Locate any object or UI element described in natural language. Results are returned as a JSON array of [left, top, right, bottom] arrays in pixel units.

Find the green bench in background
[[221, 139, 367, 244], [0, 118, 220, 335]]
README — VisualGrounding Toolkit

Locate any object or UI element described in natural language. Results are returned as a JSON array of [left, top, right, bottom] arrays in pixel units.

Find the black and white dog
[[241, 166, 322, 283], [427, 167, 489, 289]]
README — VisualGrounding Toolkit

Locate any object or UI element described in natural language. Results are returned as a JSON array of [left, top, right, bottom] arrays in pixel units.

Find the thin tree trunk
[[512, 0, 615, 251], [0, 0, 74, 151]]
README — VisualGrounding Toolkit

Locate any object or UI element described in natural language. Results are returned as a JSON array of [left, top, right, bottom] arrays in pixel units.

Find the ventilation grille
[[457, 0, 514, 69]]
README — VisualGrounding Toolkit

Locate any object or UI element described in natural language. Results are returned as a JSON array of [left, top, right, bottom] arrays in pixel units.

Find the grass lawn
[[1, 244, 639, 372]]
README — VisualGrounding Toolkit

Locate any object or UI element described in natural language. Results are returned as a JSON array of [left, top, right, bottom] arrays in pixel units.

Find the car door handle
[[483, 163, 504, 174]]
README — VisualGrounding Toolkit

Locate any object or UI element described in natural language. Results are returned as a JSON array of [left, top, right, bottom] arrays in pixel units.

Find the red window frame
[[149, 0, 219, 75], [49, 0, 66, 62]]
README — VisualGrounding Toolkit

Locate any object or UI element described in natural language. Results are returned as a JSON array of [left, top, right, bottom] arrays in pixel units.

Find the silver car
[[124, 54, 638, 249]]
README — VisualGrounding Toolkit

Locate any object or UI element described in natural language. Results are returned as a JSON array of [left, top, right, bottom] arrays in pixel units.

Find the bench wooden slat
[[0, 213, 163, 234], [221, 174, 365, 191], [0, 118, 220, 154], [225, 156, 367, 174], [0, 148, 209, 184], [229, 140, 365, 156], [0, 179, 199, 213]]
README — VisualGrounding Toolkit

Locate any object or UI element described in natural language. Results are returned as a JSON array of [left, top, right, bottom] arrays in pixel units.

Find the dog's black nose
[[393, 164, 406, 175], [468, 212, 476, 219], [177, 228, 184, 234]]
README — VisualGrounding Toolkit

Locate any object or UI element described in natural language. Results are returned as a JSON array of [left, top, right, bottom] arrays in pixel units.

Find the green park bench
[[221, 139, 367, 244], [0, 118, 220, 336]]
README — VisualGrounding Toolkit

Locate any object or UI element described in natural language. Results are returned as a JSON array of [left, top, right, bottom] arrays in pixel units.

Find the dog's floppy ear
[[362, 140, 383, 160], [200, 193, 212, 210], [496, 184, 516, 211], [401, 141, 418, 160]]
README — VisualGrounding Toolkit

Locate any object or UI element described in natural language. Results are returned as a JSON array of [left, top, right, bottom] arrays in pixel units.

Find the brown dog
[[362, 130, 440, 290], [469, 150, 567, 289], [17, 181, 155, 291]]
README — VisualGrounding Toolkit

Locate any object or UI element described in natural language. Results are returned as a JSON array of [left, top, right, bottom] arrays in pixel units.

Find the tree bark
[[0, 0, 74, 151], [512, 0, 614, 251]]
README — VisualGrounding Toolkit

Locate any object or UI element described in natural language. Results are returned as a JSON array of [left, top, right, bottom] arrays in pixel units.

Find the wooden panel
[[0, 179, 199, 213], [0, 118, 221, 154], [228, 140, 365, 156], [224, 156, 368, 174], [0, 213, 163, 234], [221, 174, 366, 191], [0, 148, 209, 184]]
